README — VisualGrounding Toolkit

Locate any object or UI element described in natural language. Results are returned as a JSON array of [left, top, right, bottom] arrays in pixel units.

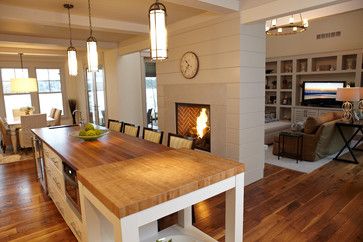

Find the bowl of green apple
[[73, 123, 109, 141]]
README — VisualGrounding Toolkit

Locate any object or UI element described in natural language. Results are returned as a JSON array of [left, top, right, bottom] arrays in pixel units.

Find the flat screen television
[[302, 81, 345, 107]]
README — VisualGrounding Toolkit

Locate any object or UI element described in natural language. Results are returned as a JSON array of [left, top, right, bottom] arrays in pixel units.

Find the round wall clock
[[180, 51, 199, 79]]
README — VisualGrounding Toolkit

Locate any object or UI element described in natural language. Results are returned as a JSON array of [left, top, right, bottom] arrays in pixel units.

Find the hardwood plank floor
[[0, 160, 76, 242], [1, 151, 363, 242]]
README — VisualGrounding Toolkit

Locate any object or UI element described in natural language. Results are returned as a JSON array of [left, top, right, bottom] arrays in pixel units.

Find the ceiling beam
[[165, 0, 239, 13], [240, 0, 352, 23], [0, 34, 118, 49], [0, 3, 148, 35]]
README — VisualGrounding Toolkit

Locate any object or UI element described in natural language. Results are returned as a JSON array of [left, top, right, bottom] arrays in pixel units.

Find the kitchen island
[[32, 126, 245, 242]]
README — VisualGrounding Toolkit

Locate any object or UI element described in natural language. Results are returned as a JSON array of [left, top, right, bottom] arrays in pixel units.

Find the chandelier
[[266, 14, 309, 36]]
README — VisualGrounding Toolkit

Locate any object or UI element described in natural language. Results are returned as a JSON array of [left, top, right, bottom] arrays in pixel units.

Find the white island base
[[79, 173, 244, 242]]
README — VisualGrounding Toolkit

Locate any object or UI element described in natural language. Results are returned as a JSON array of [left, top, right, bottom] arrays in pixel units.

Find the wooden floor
[[1, 153, 363, 241]]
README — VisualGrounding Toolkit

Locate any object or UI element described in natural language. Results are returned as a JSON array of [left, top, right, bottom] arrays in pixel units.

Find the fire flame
[[196, 108, 208, 138]]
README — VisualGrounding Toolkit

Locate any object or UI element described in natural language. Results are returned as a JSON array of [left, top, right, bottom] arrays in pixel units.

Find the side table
[[278, 131, 304, 163]]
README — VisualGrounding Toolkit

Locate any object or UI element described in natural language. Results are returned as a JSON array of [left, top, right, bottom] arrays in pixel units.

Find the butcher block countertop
[[32, 126, 170, 170], [77, 149, 245, 219]]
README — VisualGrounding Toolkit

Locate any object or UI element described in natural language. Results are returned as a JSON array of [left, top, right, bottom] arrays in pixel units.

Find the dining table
[[5, 115, 55, 153]]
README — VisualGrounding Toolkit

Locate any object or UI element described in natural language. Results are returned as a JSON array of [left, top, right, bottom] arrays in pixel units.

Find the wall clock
[[180, 51, 199, 79]]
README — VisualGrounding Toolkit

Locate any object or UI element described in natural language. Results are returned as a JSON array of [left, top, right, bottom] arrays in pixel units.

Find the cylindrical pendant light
[[64, 3, 78, 76], [87, 0, 98, 72], [11, 53, 38, 93], [148, 0, 167, 60]]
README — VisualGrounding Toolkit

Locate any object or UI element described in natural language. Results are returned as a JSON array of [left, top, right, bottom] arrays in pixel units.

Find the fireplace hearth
[[176, 103, 211, 152]]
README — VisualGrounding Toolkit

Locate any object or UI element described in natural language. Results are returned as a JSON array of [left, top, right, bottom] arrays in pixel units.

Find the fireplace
[[176, 103, 211, 152]]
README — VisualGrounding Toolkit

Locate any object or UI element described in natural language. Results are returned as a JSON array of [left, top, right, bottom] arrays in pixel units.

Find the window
[[36, 69, 64, 116], [1, 68, 32, 119]]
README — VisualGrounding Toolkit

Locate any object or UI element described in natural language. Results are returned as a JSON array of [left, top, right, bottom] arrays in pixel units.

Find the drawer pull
[[71, 222, 82, 238]]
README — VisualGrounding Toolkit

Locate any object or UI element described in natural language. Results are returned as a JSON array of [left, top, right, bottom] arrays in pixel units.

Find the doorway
[[86, 68, 106, 126], [144, 59, 158, 128]]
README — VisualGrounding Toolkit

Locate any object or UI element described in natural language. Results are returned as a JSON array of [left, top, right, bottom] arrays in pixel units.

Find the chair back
[[20, 114, 47, 148], [123, 123, 140, 137], [53, 109, 62, 126], [146, 108, 153, 125], [167, 133, 194, 150], [142, 127, 163, 144], [0, 118, 9, 145], [49, 108, 56, 118], [108, 119, 123, 132]]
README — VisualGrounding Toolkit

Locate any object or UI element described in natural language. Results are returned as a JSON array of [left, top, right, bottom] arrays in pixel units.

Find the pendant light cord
[[19, 53, 24, 69], [88, 0, 93, 36], [67, 7, 73, 46]]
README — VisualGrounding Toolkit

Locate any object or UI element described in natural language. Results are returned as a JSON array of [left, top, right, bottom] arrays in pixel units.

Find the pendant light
[[87, 0, 98, 72], [64, 3, 78, 76], [11, 53, 38, 93], [148, 0, 168, 60]]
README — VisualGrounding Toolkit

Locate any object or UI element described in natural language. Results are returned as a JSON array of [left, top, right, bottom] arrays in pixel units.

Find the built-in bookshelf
[[265, 49, 363, 122]]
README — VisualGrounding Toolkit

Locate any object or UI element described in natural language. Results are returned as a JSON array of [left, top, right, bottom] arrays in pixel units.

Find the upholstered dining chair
[[108, 119, 123, 132], [49, 108, 56, 118], [19, 114, 47, 148], [123, 123, 140, 137], [52, 109, 62, 126], [167, 133, 194, 150], [142, 127, 164, 144], [0, 117, 12, 153]]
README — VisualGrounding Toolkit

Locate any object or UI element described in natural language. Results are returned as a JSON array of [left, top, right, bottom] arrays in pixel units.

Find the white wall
[[267, 9, 363, 58], [103, 51, 144, 125]]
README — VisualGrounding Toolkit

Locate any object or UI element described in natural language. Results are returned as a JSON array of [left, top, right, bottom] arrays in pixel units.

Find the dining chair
[[19, 114, 47, 148], [123, 123, 140, 137], [0, 117, 12, 153], [142, 127, 164, 144], [108, 119, 123, 132], [52, 109, 62, 126], [49, 108, 56, 118], [167, 133, 194, 149]]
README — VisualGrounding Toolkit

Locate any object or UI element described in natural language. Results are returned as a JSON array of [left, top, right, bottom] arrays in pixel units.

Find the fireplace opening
[[176, 103, 211, 152]]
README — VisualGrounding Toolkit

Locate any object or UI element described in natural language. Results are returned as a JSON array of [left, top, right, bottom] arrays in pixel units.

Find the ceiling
[[0, 0, 205, 51], [0, 0, 204, 25]]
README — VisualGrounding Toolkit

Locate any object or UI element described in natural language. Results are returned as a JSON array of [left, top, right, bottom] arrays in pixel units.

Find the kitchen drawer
[[45, 159, 65, 197], [44, 144, 63, 172]]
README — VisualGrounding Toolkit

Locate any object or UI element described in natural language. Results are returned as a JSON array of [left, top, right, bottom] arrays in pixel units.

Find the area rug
[[265, 145, 349, 173], [0, 150, 33, 164]]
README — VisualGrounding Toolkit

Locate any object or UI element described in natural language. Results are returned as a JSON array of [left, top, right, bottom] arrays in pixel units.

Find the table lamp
[[336, 86, 360, 122]]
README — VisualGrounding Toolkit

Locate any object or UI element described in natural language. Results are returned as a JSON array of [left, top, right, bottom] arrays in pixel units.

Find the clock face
[[180, 52, 199, 79]]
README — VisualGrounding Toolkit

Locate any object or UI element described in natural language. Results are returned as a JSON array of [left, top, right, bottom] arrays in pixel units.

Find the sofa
[[265, 120, 291, 145], [272, 112, 353, 161]]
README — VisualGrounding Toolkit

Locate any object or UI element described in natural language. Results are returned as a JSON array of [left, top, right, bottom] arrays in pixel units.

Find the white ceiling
[[0, 0, 205, 50]]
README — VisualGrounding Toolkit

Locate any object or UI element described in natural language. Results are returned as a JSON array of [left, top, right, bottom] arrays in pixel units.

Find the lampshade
[[336, 87, 360, 102], [67, 46, 78, 76], [87, 36, 98, 72], [149, 0, 168, 60], [11, 78, 38, 93]]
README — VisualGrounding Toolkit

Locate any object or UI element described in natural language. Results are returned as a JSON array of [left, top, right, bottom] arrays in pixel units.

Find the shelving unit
[[266, 49, 363, 122]]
